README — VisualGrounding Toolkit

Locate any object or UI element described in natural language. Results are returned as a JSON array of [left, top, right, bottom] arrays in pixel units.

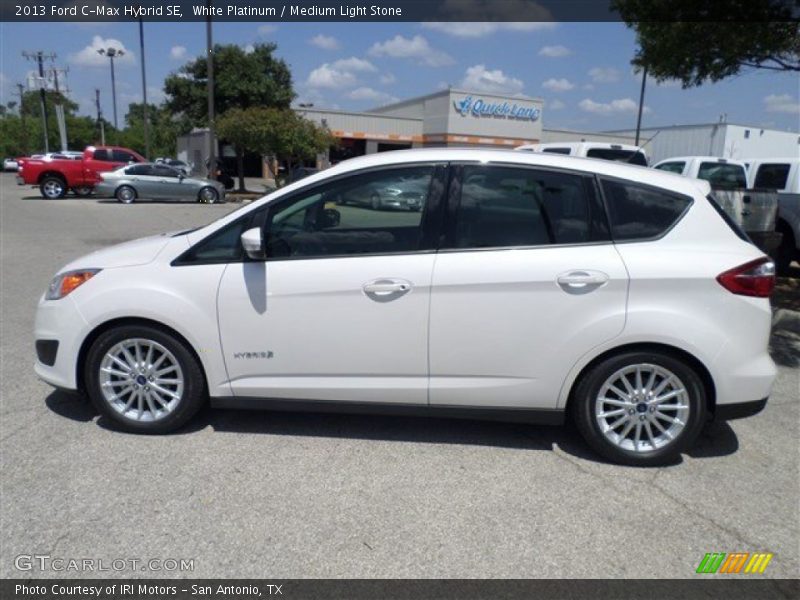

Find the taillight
[[717, 257, 775, 297]]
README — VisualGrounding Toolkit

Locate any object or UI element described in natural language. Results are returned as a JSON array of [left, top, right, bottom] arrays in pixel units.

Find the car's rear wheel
[[115, 185, 136, 204], [40, 176, 67, 199], [198, 186, 219, 204], [84, 325, 206, 433], [72, 185, 93, 197], [572, 351, 707, 466]]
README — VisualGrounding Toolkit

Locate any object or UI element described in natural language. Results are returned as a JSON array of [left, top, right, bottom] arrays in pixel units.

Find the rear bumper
[[713, 398, 768, 421]]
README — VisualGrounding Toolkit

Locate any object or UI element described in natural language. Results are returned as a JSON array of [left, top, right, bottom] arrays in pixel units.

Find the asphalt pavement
[[1, 172, 798, 579]]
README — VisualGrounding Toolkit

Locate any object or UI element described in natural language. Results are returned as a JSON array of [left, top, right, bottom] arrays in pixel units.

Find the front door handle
[[363, 279, 412, 302], [557, 270, 609, 294]]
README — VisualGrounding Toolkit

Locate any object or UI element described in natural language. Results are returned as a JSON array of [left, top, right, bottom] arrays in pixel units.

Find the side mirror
[[241, 227, 266, 260], [320, 207, 341, 229], [178, 173, 185, 181]]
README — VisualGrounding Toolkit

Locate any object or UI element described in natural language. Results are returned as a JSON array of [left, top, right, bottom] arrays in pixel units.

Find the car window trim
[[173, 162, 447, 266], [441, 160, 612, 251], [595, 174, 695, 244]]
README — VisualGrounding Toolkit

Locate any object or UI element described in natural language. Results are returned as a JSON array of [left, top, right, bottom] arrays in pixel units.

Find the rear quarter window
[[600, 178, 692, 241], [753, 164, 790, 191]]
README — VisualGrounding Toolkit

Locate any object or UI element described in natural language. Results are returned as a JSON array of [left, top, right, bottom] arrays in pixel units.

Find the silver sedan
[[95, 163, 226, 204]]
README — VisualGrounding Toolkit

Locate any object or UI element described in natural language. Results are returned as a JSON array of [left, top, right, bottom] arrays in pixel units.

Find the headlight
[[45, 269, 101, 300]]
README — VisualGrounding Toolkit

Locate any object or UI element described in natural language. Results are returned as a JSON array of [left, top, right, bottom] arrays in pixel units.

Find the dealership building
[[177, 87, 797, 176]]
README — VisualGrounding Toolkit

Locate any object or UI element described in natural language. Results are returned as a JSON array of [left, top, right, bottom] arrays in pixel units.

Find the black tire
[[115, 185, 136, 204], [572, 350, 707, 466], [198, 186, 219, 204], [71, 185, 93, 197], [775, 223, 796, 276], [40, 176, 67, 199], [84, 324, 206, 434]]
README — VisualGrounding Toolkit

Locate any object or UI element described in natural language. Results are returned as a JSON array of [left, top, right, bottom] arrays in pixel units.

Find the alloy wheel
[[98, 338, 184, 422], [594, 363, 690, 453], [43, 179, 64, 198]]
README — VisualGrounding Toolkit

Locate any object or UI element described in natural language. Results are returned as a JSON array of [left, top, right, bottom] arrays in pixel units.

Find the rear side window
[[655, 161, 685, 174], [753, 164, 790, 190], [697, 162, 747, 189], [450, 165, 609, 249], [586, 148, 648, 166], [601, 179, 692, 241], [112, 149, 138, 163], [542, 148, 571, 155]]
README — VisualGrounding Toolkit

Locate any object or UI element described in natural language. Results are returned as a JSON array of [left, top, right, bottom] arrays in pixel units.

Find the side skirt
[[209, 396, 565, 426]]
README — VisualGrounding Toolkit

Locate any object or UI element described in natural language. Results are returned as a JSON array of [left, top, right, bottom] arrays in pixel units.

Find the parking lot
[[0, 171, 798, 579]]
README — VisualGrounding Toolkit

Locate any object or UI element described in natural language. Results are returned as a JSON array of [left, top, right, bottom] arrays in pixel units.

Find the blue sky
[[1, 21, 798, 132]]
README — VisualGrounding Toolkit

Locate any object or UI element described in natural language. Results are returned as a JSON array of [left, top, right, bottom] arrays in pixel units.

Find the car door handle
[[363, 279, 412, 302], [557, 270, 609, 293]]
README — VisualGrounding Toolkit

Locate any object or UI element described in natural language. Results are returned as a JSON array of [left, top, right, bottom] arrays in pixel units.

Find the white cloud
[[309, 34, 340, 50], [68, 36, 134, 67], [421, 21, 554, 38], [542, 78, 575, 92], [583, 83, 595, 90], [538, 45, 571, 58], [547, 99, 566, 110], [380, 73, 397, 85], [764, 93, 800, 114], [257, 24, 277, 36], [368, 35, 454, 67], [460, 64, 524, 95], [243, 44, 255, 54], [169, 45, 187, 60], [588, 67, 620, 83], [347, 87, 398, 104], [579, 97, 648, 115], [306, 57, 377, 89]]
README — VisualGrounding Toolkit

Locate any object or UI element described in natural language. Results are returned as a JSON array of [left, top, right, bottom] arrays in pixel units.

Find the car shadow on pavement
[[45, 391, 741, 466]]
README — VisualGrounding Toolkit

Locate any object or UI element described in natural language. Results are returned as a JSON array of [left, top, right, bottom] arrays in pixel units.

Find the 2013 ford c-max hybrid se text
[[34, 149, 777, 465]]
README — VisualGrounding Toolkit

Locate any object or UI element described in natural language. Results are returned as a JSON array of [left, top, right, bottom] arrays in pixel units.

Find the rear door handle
[[557, 270, 609, 293], [363, 279, 412, 302]]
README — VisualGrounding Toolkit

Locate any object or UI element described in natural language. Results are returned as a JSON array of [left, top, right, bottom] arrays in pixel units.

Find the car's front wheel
[[572, 351, 707, 466], [115, 185, 137, 204], [84, 325, 206, 433], [198, 186, 219, 204]]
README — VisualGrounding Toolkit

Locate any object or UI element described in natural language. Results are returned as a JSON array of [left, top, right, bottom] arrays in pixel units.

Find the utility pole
[[16, 83, 28, 155], [50, 66, 69, 151], [138, 14, 151, 160], [634, 65, 648, 147], [22, 51, 55, 153], [95, 89, 106, 145], [206, 0, 216, 178]]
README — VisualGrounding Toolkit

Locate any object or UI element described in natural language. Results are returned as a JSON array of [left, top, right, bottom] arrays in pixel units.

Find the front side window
[[542, 148, 572, 155], [265, 166, 434, 259], [601, 178, 692, 241], [93, 149, 110, 161], [655, 161, 686, 174], [153, 165, 180, 178], [449, 165, 608, 249], [697, 162, 747, 189], [753, 164, 790, 190], [177, 208, 267, 264], [112, 149, 138, 163]]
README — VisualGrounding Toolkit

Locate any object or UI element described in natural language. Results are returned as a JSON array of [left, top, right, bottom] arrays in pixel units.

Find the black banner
[[3, 579, 800, 600], [2, 0, 799, 23]]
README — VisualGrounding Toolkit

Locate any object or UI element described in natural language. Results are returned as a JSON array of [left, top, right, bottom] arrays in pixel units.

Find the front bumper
[[34, 294, 90, 391], [93, 182, 116, 198]]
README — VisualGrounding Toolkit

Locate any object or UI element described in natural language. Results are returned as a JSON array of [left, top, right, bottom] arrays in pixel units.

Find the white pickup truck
[[516, 142, 649, 166], [653, 156, 781, 258], [746, 158, 800, 274]]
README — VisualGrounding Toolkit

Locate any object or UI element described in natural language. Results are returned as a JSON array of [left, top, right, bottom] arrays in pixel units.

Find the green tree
[[164, 43, 294, 183], [118, 102, 192, 160], [614, 0, 799, 87], [216, 107, 333, 191]]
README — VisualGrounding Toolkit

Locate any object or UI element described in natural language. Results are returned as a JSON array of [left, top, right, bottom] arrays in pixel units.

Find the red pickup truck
[[17, 146, 145, 199]]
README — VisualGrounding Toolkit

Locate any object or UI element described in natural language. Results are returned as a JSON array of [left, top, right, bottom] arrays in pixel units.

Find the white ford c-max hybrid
[[34, 149, 776, 465]]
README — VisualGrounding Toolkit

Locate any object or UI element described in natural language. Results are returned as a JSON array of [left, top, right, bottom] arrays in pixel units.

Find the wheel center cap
[[636, 402, 648, 413], [136, 375, 147, 386]]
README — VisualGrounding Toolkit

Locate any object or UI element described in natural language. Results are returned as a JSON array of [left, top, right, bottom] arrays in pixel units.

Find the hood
[[60, 232, 176, 271]]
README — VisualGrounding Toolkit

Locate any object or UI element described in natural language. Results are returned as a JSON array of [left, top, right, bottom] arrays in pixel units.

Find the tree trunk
[[236, 148, 245, 192]]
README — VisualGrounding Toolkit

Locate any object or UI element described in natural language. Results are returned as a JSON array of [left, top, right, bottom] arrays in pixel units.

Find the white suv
[[34, 149, 776, 465]]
